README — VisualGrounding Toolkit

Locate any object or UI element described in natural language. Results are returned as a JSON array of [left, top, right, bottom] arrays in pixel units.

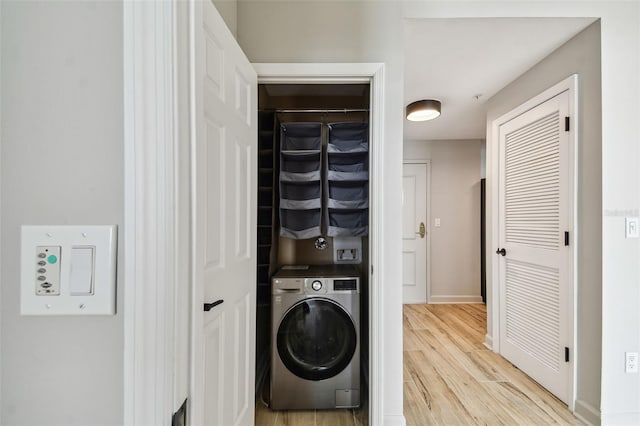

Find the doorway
[[254, 63, 386, 425], [254, 83, 371, 418]]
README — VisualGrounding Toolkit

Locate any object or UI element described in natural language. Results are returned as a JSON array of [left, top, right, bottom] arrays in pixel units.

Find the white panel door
[[191, 1, 257, 425], [498, 90, 571, 404], [402, 163, 428, 304]]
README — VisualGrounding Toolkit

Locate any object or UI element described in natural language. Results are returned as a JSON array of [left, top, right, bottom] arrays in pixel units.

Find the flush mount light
[[406, 99, 441, 121]]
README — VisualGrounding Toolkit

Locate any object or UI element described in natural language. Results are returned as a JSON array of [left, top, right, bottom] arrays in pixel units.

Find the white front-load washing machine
[[270, 264, 360, 410]]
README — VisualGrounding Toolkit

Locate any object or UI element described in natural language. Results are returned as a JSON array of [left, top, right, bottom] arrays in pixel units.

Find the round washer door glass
[[277, 298, 357, 381]]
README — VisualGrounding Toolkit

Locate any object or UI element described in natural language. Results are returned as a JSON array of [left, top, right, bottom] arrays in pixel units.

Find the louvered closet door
[[498, 90, 570, 404]]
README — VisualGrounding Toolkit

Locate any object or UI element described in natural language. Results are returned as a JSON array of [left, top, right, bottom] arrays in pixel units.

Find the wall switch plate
[[625, 217, 639, 238], [21, 225, 117, 315], [435, 218, 441, 228], [626, 352, 638, 373]]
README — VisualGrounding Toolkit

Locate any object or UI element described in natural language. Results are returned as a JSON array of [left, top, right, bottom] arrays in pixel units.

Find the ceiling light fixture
[[405, 99, 441, 122]]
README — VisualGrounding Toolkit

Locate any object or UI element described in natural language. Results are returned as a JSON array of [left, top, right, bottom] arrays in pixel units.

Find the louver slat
[[505, 259, 560, 371], [505, 111, 560, 249]]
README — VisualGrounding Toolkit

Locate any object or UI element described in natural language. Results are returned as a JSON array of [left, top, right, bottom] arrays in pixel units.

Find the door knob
[[416, 222, 426, 239], [496, 248, 506, 256]]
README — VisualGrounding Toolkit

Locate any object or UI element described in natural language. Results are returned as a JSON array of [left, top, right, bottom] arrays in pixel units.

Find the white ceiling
[[403, 18, 595, 141]]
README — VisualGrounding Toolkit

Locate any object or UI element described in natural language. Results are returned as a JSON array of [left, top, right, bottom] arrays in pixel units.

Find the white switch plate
[[435, 218, 441, 228], [625, 217, 639, 238], [21, 225, 117, 315], [626, 352, 639, 373]]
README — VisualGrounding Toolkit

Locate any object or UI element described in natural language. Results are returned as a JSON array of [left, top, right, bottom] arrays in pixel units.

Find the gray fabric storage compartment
[[280, 151, 321, 174], [327, 181, 368, 209], [280, 122, 322, 151], [327, 208, 368, 237], [327, 121, 368, 153], [280, 208, 322, 239], [327, 151, 368, 172], [280, 181, 322, 210]]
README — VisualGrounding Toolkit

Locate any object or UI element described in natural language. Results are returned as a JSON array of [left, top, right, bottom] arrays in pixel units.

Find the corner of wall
[[574, 399, 601, 426], [484, 333, 493, 351]]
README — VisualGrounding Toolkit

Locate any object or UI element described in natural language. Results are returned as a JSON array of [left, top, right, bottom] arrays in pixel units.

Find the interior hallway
[[404, 304, 581, 425]]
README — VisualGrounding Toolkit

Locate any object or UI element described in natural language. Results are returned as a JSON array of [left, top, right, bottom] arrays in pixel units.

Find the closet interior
[[255, 83, 371, 420]]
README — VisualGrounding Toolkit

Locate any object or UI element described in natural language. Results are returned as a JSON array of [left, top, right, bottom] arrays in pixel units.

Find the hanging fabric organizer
[[279, 122, 323, 239], [326, 122, 369, 237], [278, 121, 369, 239]]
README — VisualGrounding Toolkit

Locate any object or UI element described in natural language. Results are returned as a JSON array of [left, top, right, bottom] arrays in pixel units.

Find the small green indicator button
[[47, 255, 58, 264]]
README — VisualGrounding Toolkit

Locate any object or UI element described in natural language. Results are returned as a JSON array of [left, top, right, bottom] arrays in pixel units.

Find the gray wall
[[404, 139, 483, 301], [1, 2, 124, 425], [213, 0, 237, 38], [485, 20, 602, 418]]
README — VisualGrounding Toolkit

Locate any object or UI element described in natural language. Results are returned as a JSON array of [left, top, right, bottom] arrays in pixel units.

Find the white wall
[[238, 2, 406, 422], [486, 21, 603, 421], [1, 2, 124, 425], [404, 139, 483, 302]]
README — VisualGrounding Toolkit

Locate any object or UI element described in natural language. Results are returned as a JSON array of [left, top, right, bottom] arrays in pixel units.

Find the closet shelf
[[327, 171, 369, 182], [327, 144, 369, 154], [281, 149, 321, 155], [280, 170, 321, 182]]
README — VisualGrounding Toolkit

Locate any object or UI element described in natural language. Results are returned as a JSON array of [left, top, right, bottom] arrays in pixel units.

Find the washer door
[[277, 298, 357, 381]]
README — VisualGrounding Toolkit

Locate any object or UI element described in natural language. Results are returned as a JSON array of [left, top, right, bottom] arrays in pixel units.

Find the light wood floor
[[255, 403, 365, 426], [404, 303, 581, 425]]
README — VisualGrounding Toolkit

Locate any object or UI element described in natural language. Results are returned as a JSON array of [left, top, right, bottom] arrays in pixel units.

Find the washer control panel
[[302, 276, 359, 294]]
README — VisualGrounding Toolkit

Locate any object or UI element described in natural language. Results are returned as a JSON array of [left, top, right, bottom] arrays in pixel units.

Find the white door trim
[[488, 74, 578, 410], [254, 62, 385, 426], [403, 159, 431, 303], [123, 1, 178, 424]]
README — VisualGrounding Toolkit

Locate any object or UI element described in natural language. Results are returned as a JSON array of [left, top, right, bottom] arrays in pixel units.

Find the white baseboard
[[403, 299, 427, 304], [429, 295, 484, 304], [600, 411, 639, 425], [484, 334, 494, 350], [383, 414, 407, 426], [574, 399, 600, 425]]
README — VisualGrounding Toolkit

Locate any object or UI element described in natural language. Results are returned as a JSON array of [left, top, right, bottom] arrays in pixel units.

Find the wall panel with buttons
[[20, 225, 117, 315]]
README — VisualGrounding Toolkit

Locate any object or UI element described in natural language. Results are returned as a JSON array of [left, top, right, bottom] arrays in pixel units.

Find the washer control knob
[[311, 280, 323, 291]]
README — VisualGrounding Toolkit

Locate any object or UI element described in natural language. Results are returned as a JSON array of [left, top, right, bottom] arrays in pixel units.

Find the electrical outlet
[[625, 352, 638, 373], [625, 217, 639, 238]]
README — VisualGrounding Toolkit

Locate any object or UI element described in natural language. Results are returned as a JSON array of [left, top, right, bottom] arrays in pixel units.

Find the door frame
[[488, 74, 578, 409], [123, 1, 186, 424], [402, 160, 432, 304], [254, 62, 385, 425]]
